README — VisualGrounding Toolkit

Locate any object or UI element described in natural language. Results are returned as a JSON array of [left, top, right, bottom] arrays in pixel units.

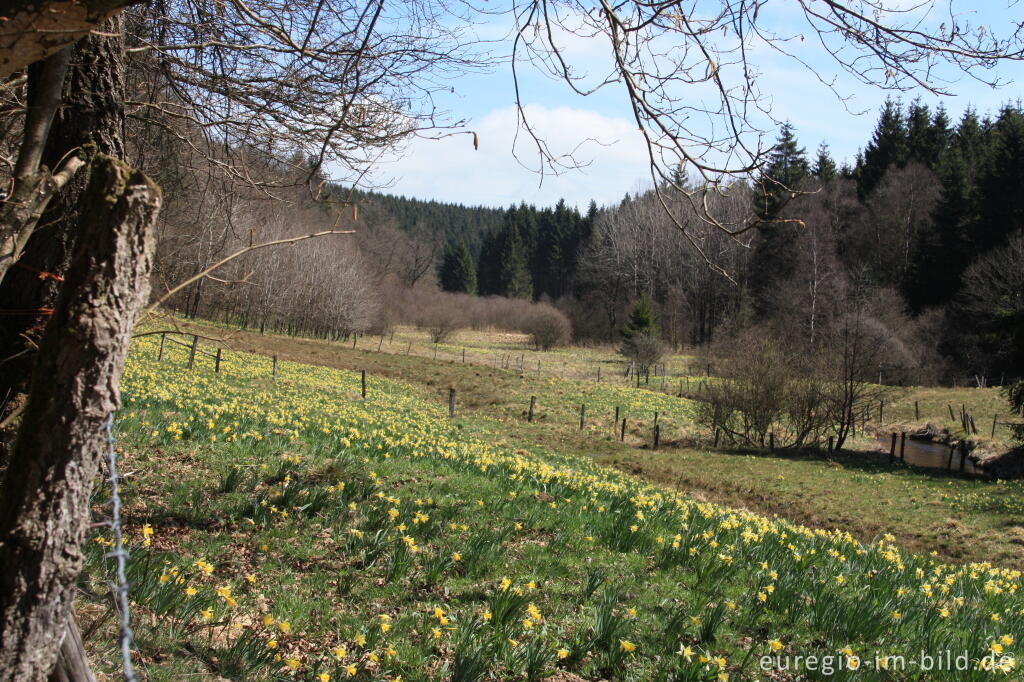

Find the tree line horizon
[[404, 97, 1024, 384], [171, 97, 1024, 387]]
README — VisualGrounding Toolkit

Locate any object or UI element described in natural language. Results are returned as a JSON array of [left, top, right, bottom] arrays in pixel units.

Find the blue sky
[[371, 2, 1024, 210]]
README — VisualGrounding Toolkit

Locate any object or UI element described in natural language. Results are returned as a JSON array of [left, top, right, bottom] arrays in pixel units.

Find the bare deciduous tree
[[513, 0, 1024, 266]]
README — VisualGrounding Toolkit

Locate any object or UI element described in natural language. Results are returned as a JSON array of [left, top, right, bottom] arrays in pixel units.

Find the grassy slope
[[79, 333, 1024, 682], [164, 320, 1024, 567]]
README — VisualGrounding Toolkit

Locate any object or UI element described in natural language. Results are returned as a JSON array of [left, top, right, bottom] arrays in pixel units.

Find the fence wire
[[103, 414, 138, 682]]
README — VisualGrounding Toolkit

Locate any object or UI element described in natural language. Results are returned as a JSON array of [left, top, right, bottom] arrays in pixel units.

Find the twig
[[144, 230, 354, 314]]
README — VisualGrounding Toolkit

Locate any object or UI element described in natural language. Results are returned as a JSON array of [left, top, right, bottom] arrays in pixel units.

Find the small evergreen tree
[[619, 295, 663, 372]]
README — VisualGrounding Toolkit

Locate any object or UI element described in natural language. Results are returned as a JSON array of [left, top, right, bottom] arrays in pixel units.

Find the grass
[[881, 385, 1021, 447], [76, 333, 1024, 681], [152, 319, 1024, 567]]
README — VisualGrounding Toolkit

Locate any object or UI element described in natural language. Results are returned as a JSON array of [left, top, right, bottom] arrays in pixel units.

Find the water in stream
[[874, 435, 984, 475]]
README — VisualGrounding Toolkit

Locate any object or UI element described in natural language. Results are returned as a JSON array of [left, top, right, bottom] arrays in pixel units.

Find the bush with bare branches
[[696, 328, 832, 449], [521, 305, 572, 350]]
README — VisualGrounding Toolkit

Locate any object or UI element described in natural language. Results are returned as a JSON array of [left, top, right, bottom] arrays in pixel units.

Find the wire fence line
[[102, 413, 138, 682]]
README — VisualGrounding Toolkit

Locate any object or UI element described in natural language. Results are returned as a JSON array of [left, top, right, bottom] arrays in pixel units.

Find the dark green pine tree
[[812, 142, 838, 184], [750, 122, 810, 316], [925, 104, 954, 168], [976, 105, 1024, 253], [857, 98, 908, 198], [953, 107, 987, 172], [907, 149, 972, 311], [439, 241, 477, 295], [531, 206, 560, 299], [499, 227, 533, 299], [904, 98, 933, 165], [585, 200, 598, 227], [476, 227, 503, 295], [756, 122, 811, 219], [907, 107, 991, 312], [532, 198, 584, 300]]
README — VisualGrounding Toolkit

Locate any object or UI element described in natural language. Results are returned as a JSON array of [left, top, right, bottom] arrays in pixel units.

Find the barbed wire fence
[[102, 413, 139, 682]]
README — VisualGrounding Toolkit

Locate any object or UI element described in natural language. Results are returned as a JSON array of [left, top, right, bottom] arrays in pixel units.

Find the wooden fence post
[[948, 403, 955, 421], [614, 406, 619, 428], [889, 432, 896, 465], [407, 342, 411, 355], [448, 388, 456, 418], [914, 401, 919, 421], [654, 411, 659, 428], [352, 335, 357, 349], [947, 443, 955, 470], [272, 354, 278, 380], [620, 417, 626, 441], [579, 404, 586, 430], [899, 432, 906, 460], [992, 414, 998, 439], [377, 336, 384, 352], [597, 366, 601, 383], [968, 413, 977, 435], [878, 400, 883, 424], [528, 396, 536, 422], [187, 335, 199, 370], [158, 332, 166, 361], [462, 348, 466, 363], [653, 424, 660, 450], [361, 369, 366, 399], [215, 348, 222, 374]]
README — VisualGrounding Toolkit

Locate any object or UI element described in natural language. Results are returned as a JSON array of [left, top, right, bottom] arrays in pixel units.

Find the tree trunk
[[0, 154, 160, 681], [0, 20, 125, 413], [0, 47, 76, 284]]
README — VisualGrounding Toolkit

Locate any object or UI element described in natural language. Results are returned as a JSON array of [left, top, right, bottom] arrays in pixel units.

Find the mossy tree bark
[[0, 154, 160, 681]]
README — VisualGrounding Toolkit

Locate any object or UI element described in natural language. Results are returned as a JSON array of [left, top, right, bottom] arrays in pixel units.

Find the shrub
[[415, 301, 467, 343], [520, 305, 571, 350]]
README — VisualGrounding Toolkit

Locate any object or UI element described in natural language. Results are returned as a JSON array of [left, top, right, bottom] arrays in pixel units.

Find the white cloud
[[374, 104, 651, 209]]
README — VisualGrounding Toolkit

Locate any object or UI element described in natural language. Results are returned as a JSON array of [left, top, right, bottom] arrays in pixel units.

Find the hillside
[[335, 186, 507, 253], [77, 329, 1024, 680]]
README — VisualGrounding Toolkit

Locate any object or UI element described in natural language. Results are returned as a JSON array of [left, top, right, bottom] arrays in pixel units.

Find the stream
[[874, 435, 983, 475]]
